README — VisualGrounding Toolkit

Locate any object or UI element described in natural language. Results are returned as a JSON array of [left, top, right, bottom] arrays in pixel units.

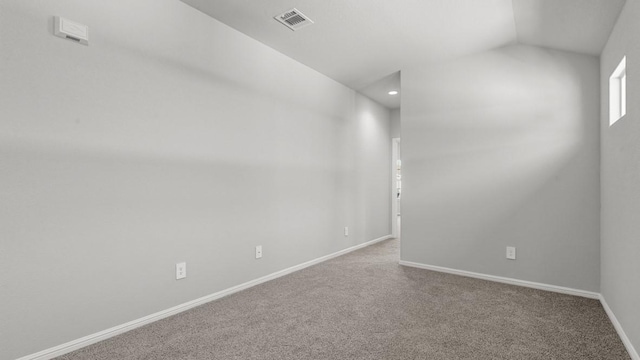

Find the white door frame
[[391, 138, 401, 238]]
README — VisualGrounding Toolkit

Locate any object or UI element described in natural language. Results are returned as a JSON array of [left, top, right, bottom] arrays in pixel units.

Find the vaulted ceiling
[[181, 0, 626, 109]]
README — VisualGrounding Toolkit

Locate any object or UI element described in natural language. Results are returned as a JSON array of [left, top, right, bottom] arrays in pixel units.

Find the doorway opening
[[391, 138, 401, 239]]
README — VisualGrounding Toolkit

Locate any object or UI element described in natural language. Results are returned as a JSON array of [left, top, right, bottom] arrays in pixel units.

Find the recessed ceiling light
[[388, 90, 399, 95]]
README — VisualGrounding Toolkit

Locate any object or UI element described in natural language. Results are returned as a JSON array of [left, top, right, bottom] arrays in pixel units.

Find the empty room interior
[[1, 0, 639, 359]]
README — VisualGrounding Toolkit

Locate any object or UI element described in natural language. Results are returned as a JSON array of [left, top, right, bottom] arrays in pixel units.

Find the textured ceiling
[[181, 0, 625, 109], [512, 0, 626, 55], [360, 71, 401, 109]]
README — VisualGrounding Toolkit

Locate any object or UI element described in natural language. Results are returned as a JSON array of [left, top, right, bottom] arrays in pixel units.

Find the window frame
[[610, 56, 627, 126]]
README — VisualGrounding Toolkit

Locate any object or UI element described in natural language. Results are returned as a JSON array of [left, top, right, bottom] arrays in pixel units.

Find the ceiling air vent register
[[274, 8, 314, 31]]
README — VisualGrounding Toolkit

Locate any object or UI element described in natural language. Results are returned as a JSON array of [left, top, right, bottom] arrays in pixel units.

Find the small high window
[[610, 56, 627, 126]]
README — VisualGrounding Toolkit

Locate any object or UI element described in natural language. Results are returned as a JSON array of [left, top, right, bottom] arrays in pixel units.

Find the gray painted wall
[[600, 0, 640, 354], [391, 108, 401, 139], [353, 96, 392, 241], [0, 1, 390, 358], [401, 44, 601, 292]]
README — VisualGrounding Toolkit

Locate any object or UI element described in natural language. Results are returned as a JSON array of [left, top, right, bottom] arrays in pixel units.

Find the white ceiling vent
[[274, 8, 314, 31]]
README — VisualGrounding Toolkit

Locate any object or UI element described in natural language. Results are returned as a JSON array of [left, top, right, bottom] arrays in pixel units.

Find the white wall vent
[[274, 8, 314, 31]]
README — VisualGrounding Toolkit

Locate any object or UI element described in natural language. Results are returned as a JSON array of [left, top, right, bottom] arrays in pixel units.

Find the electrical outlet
[[506, 246, 516, 260], [344, 226, 349, 236], [176, 262, 186, 280], [255, 245, 262, 259]]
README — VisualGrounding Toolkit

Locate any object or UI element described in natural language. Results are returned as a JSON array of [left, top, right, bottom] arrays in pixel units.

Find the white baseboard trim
[[599, 295, 640, 360], [398, 260, 600, 299], [18, 235, 393, 360]]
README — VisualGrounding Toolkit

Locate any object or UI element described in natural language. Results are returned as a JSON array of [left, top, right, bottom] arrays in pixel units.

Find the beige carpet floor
[[56, 238, 629, 359]]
